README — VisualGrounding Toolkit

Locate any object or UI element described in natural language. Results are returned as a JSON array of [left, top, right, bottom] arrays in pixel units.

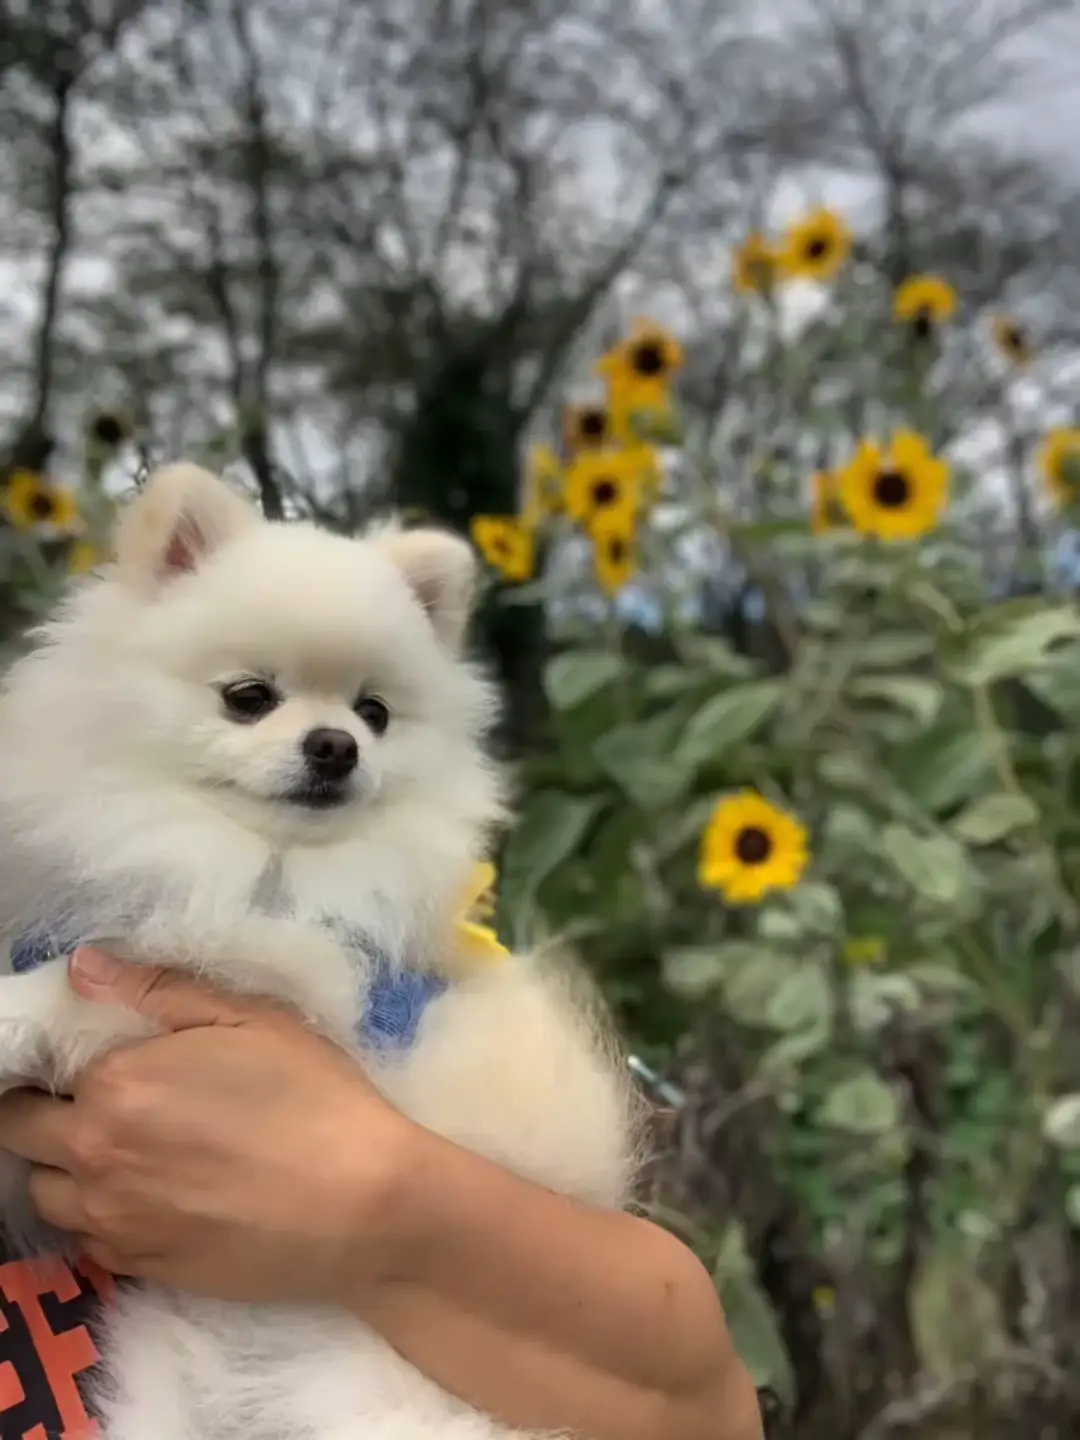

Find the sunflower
[[839, 430, 950, 542], [87, 410, 131, 448], [563, 403, 620, 457], [893, 275, 958, 339], [1037, 428, 1080, 508], [67, 538, 104, 575], [992, 314, 1032, 367], [595, 318, 684, 421], [810, 469, 841, 535], [564, 447, 646, 527], [733, 233, 779, 296], [779, 208, 852, 283], [470, 515, 534, 583], [521, 443, 564, 525], [698, 791, 809, 904], [4, 469, 80, 534], [455, 862, 510, 966], [590, 512, 637, 596]]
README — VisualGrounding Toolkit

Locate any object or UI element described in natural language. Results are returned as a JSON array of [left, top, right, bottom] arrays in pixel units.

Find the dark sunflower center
[[580, 411, 606, 439], [29, 491, 56, 520], [607, 537, 627, 563], [735, 826, 773, 865], [491, 537, 510, 558], [873, 469, 910, 508], [911, 309, 933, 340], [591, 478, 619, 508], [1005, 325, 1024, 350], [631, 342, 665, 377], [92, 415, 124, 445], [805, 238, 829, 259]]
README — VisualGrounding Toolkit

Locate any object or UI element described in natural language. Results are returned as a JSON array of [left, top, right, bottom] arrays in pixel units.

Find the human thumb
[[68, 946, 255, 1031]]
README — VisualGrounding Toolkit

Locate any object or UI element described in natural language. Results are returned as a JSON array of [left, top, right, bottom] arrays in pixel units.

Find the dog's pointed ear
[[114, 463, 260, 591], [377, 528, 478, 652]]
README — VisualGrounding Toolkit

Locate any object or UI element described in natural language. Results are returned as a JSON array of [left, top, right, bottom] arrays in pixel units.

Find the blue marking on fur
[[7, 922, 445, 1051]]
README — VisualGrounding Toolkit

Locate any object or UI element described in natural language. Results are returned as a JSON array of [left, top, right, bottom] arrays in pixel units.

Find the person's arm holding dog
[[0, 948, 763, 1440]]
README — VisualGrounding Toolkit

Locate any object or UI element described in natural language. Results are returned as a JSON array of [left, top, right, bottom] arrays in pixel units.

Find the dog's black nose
[[302, 727, 358, 781]]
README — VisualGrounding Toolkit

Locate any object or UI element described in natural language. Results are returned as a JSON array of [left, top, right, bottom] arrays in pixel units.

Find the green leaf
[[945, 602, 1080, 686], [593, 722, 693, 811], [821, 801, 879, 854], [672, 634, 758, 679], [731, 518, 808, 545], [891, 729, 994, 814], [642, 665, 708, 700], [819, 1072, 901, 1134], [755, 907, 806, 942], [853, 631, 935, 669], [713, 1226, 795, 1404], [848, 674, 943, 726], [787, 882, 843, 935], [661, 947, 727, 999], [764, 965, 832, 1032], [1043, 1094, 1080, 1148], [677, 679, 784, 768], [802, 598, 846, 633], [903, 961, 977, 998], [543, 650, 627, 710], [818, 751, 876, 792], [849, 971, 922, 1032], [1024, 642, 1080, 719], [501, 792, 603, 897], [759, 1021, 832, 1073], [910, 1250, 1007, 1377], [723, 949, 799, 1027], [951, 792, 1039, 845], [881, 824, 971, 906]]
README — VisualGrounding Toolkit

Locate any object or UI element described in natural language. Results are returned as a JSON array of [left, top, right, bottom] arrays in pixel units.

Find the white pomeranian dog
[[0, 462, 639, 1439]]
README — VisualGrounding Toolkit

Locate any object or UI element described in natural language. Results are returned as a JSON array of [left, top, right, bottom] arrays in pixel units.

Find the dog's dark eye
[[221, 679, 281, 722], [353, 695, 390, 736]]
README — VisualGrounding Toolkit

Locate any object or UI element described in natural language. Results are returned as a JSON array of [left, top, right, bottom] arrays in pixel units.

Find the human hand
[[0, 947, 421, 1303]]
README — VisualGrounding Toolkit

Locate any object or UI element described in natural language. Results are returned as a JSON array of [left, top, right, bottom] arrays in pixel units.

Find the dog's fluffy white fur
[[0, 464, 640, 1439]]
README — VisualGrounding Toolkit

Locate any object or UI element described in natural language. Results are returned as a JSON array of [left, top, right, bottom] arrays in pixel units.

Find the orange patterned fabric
[[0, 1251, 114, 1439]]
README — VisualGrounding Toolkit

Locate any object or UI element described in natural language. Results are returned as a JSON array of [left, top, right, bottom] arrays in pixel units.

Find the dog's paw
[[0, 961, 154, 1088]]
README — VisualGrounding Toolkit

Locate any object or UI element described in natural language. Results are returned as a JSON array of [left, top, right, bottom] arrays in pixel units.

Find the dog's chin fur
[[0, 464, 643, 1440]]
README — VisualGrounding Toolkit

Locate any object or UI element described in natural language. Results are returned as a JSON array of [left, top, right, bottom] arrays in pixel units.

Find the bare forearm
[[338, 1125, 763, 1440]]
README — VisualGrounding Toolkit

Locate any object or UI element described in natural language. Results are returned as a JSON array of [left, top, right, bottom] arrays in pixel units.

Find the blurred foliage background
[[4, 0, 1080, 1435]]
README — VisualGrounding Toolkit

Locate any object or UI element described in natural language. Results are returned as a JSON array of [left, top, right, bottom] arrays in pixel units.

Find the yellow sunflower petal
[[68, 539, 104, 575], [563, 403, 629, 457], [4, 471, 80, 534], [733, 233, 779, 295], [595, 319, 684, 419], [590, 513, 637, 596], [470, 515, 534, 582], [779, 208, 852, 283], [1038, 428, 1080, 508], [842, 937, 885, 967], [698, 791, 809, 905], [564, 448, 646, 528], [522, 444, 564, 525], [992, 315, 1032, 366], [893, 275, 958, 327], [838, 431, 950, 543], [810, 470, 840, 535]]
